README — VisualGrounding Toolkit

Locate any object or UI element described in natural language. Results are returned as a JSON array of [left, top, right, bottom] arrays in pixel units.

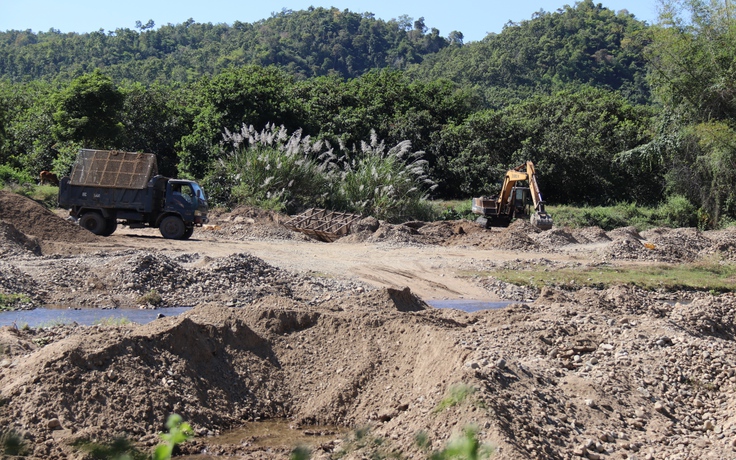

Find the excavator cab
[[509, 186, 530, 218]]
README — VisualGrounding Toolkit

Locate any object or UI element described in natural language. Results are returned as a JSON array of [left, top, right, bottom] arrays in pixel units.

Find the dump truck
[[471, 161, 553, 230], [58, 149, 208, 239]]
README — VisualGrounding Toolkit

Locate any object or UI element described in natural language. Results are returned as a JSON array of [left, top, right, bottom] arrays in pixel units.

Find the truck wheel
[[182, 226, 194, 240], [79, 212, 107, 236], [159, 216, 186, 239], [99, 218, 117, 237]]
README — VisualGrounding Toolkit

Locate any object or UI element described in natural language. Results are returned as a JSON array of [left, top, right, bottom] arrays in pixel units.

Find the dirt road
[[92, 226, 555, 301]]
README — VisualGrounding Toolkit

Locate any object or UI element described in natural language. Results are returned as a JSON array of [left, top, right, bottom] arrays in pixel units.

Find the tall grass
[[206, 125, 438, 222], [328, 132, 437, 222], [205, 124, 331, 212]]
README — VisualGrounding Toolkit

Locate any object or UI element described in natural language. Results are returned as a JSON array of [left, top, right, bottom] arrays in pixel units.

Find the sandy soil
[[1, 190, 736, 459]]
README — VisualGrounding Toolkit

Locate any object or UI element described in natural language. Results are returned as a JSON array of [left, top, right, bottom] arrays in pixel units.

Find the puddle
[[0, 307, 193, 328], [179, 419, 346, 458], [662, 299, 693, 306], [426, 299, 523, 312]]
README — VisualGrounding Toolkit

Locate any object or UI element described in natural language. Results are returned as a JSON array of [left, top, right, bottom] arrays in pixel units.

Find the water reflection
[[426, 299, 522, 312], [178, 419, 345, 459], [0, 307, 192, 328]]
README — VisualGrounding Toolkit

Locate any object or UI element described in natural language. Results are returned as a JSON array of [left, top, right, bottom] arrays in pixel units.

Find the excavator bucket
[[530, 211, 553, 230]]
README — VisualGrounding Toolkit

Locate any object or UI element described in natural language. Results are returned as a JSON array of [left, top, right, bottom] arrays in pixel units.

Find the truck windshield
[[191, 183, 206, 203]]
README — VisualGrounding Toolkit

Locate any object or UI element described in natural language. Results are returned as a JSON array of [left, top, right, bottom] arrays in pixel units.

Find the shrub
[[433, 383, 476, 413], [0, 293, 32, 311], [153, 414, 193, 460], [655, 194, 697, 228], [72, 436, 147, 460], [429, 425, 494, 460], [1, 429, 28, 456], [137, 289, 162, 306], [94, 316, 132, 326], [0, 164, 34, 186], [549, 203, 656, 231]]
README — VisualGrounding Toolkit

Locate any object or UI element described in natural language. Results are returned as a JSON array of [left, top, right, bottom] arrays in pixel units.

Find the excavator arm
[[523, 162, 553, 230]]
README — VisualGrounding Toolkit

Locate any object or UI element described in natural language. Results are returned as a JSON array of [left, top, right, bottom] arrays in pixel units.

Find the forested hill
[[0, 7, 455, 83], [409, 1, 650, 106], [0, 1, 648, 102]]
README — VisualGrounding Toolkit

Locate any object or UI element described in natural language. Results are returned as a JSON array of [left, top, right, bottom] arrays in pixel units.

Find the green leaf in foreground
[[153, 414, 193, 460]]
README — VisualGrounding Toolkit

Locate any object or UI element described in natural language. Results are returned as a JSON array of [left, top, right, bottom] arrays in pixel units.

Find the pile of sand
[[0, 191, 98, 244]]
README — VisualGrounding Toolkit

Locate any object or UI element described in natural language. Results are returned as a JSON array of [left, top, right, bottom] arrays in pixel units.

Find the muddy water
[[0, 306, 192, 327], [180, 419, 346, 458]]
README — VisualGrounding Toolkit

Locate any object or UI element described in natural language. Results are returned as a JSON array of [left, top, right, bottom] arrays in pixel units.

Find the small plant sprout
[[153, 414, 194, 460], [434, 383, 476, 413]]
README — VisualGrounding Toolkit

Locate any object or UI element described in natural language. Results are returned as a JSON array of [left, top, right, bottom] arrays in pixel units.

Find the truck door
[[167, 183, 196, 211]]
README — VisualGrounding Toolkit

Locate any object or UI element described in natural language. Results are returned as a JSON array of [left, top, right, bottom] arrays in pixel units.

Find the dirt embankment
[[0, 191, 736, 459]]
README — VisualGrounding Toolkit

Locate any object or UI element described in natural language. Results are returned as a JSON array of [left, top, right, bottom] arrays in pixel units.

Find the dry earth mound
[[2, 287, 736, 459], [0, 221, 41, 257], [214, 206, 309, 241], [0, 191, 98, 245]]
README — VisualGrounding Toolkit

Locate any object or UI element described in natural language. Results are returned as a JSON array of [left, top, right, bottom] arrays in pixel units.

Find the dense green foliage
[[0, 0, 734, 227], [409, 0, 651, 106], [640, 0, 736, 227], [0, 8, 452, 84]]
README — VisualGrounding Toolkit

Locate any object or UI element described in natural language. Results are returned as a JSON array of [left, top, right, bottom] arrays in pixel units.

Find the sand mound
[[0, 191, 98, 243], [606, 225, 642, 241], [532, 227, 578, 248]]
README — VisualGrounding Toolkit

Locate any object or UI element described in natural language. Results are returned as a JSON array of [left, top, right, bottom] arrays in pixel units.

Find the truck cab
[[157, 179, 209, 239], [165, 180, 208, 225]]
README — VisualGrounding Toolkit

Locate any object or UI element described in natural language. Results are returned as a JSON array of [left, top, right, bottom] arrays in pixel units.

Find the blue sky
[[0, 0, 660, 43]]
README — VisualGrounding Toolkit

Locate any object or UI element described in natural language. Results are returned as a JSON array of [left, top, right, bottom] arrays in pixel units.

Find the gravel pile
[[7, 249, 372, 310], [457, 286, 736, 459], [0, 261, 41, 308], [532, 228, 579, 249]]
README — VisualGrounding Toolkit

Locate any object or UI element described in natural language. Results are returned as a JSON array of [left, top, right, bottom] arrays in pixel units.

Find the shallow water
[[0, 306, 193, 328], [426, 299, 521, 312], [179, 419, 346, 458], [0, 299, 520, 328]]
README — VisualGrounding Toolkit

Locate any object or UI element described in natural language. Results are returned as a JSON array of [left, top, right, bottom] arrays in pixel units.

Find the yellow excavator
[[471, 161, 553, 230]]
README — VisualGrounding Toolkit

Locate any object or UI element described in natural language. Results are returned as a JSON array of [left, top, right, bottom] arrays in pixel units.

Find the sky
[[0, 0, 660, 43]]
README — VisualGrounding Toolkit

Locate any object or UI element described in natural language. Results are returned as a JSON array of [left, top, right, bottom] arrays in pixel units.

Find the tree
[[647, 0, 736, 122], [118, 81, 188, 177], [177, 65, 299, 177], [52, 70, 124, 148], [644, 0, 736, 225]]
